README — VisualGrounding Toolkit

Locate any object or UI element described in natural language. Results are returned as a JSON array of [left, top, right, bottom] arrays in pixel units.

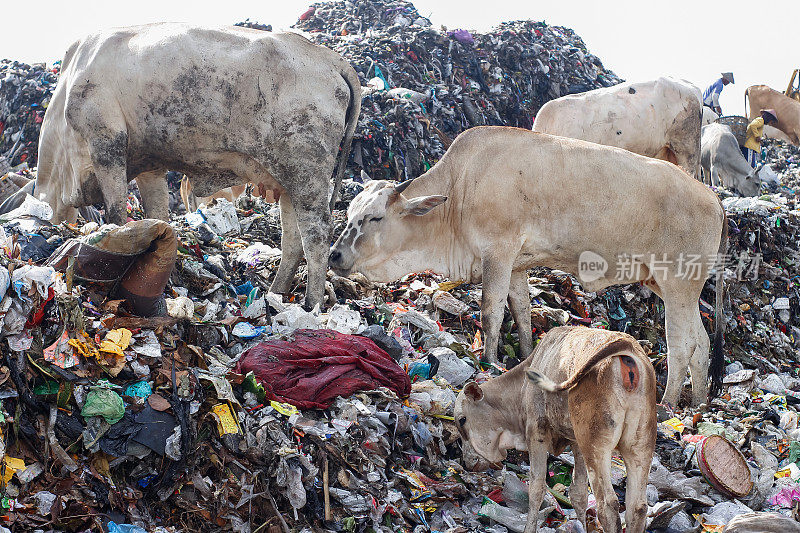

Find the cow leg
[[661, 292, 700, 407], [508, 270, 533, 357], [619, 436, 654, 533], [523, 443, 548, 533], [293, 196, 331, 310], [480, 254, 514, 364], [135, 170, 169, 221], [688, 308, 711, 406], [271, 194, 304, 295], [78, 109, 129, 224], [572, 385, 625, 533], [580, 448, 621, 533], [95, 162, 129, 225], [570, 447, 589, 529], [711, 167, 722, 188]]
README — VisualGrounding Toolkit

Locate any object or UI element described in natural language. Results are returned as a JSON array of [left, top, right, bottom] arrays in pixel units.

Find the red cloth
[[235, 329, 411, 409]]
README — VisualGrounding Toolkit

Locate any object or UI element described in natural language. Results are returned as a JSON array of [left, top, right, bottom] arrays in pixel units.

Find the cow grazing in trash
[[35, 23, 361, 309], [330, 127, 726, 406], [532, 77, 703, 180], [701, 123, 761, 196], [746, 85, 800, 145], [455, 326, 657, 533]]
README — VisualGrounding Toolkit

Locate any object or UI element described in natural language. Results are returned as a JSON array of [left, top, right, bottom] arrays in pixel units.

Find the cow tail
[[710, 212, 728, 397], [330, 66, 362, 212], [526, 338, 637, 392]]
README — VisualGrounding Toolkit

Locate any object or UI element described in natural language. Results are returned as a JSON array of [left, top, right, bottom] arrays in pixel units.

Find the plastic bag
[[108, 523, 148, 533], [325, 304, 364, 334], [502, 471, 529, 512], [81, 385, 125, 424], [430, 347, 474, 387], [200, 198, 239, 235]]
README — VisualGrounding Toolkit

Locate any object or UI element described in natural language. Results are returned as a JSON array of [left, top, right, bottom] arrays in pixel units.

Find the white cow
[[35, 24, 361, 309], [701, 123, 760, 196], [330, 127, 727, 407], [533, 77, 702, 179], [702, 106, 720, 126]]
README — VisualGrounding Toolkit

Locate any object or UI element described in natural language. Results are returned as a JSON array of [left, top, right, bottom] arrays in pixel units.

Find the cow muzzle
[[328, 246, 353, 276]]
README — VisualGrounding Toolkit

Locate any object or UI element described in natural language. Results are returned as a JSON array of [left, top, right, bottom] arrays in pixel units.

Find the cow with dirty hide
[[532, 77, 703, 180], [455, 326, 657, 533], [701, 123, 761, 196], [35, 23, 361, 309], [330, 127, 726, 406]]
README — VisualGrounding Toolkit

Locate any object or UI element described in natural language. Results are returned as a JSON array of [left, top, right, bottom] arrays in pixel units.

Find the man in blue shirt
[[703, 72, 734, 115]]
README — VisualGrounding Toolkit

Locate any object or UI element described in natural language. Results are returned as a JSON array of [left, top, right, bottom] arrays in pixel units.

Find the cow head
[[454, 382, 521, 464], [34, 177, 79, 224], [736, 168, 761, 197], [329, 179, 447, 282]]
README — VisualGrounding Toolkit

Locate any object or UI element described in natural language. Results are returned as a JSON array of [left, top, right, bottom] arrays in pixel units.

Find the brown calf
[[179, 177, 277, 212], [454, 326, 657, 533]]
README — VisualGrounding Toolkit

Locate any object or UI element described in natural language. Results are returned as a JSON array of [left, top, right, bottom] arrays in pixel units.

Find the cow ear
[[360, 170, 372, 184], [463, 381, 484, 402], [401, 195, 448, 216]]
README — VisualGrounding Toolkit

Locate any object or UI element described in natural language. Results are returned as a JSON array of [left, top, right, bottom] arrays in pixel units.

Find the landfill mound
[[764, 137, 800, 191], [294, 0, 622, 181], [0, 0, 621, 185], [0, 60, 59, 172]]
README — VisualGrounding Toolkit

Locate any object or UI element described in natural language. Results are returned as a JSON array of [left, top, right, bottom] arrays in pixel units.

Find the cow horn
[[394, 179, 414, 194]]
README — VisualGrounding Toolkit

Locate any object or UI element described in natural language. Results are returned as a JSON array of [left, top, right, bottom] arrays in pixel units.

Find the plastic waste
[[325, 304, 364, 334], [433, 289, 471, 315], [232, 321, 267, 339], [722, 511, 800, 532], [33, 491, 57, 515], [272, 305, 320, 332], [81, 385, 125, 424], [502, 471, 529, 512], [166, 296, 194, 319], [199, 198, 240, 235], [108, 523, 148, 533], [479, 498, 527, 532], [702, 501, 754, 527], [429, 347, 474, 386], [0, 194, 52, 221]]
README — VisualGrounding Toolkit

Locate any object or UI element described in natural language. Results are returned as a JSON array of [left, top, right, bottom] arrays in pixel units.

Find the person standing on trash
[[744, 109, 778, 167], [702, 72, 734, 115]]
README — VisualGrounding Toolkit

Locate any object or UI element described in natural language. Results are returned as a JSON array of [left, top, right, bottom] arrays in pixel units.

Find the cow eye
[[458, 417, 467, 426], [369, 216, 383, 222]]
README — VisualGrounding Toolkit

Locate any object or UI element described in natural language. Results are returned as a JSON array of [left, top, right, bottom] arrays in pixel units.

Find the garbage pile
[[1, 0, 620, 189], [763, 138, 800, 192], [292, 0, 622, 182], [0, 60, 59, 172], [0, 175, 796, 531], [0, 194, 577, 532], [2, 2, 800, 532]]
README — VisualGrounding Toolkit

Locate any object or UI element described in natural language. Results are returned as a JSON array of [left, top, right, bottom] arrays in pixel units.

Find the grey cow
[[700, 123, 760, 196], [35, 23, 361, 309]]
